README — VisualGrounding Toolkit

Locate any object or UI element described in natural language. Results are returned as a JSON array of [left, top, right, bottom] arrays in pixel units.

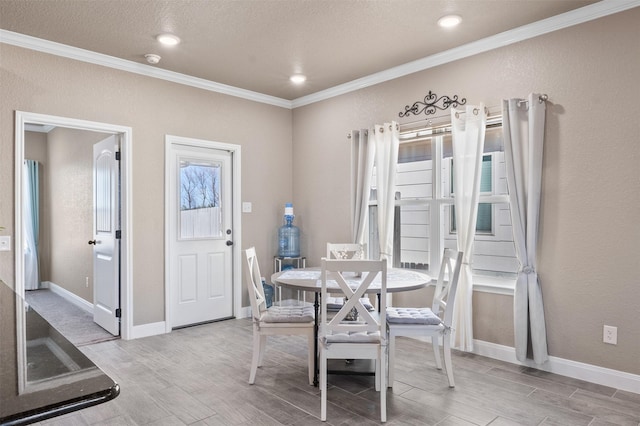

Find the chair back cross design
[[321, 260, 381, 339], [319, 258, 387, 422], [246, 247, 267, 320], [433, 248, 462, 331]]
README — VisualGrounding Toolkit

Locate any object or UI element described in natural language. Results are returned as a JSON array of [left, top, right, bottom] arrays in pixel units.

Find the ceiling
[[0, 0, 613, 103]]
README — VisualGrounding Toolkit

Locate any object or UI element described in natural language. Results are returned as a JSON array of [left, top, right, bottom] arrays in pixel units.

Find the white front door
[[168, 143, 234, 328], [92, 135, 120, 335]]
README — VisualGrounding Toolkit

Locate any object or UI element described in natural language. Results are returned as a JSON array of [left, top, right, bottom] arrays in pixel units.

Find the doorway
[[164, 135, 242, 331], [15, 111, 133, 340]]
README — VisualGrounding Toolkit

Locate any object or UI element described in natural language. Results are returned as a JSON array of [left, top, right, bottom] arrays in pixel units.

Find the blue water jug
[[278, 203, 300, 257], [262, 278, 274, 308]]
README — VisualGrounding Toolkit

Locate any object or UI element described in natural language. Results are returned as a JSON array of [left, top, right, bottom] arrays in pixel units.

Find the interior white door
[[92, 135, 120, 335], [169, 144, 233, 328]]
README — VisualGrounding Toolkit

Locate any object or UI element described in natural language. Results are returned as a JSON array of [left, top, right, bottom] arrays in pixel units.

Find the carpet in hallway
[[25, 289, 118, 347]]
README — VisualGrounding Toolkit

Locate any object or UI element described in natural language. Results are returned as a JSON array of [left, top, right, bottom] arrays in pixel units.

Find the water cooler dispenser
[[278, 203, 300, 258], [274, 203, 306, 304]]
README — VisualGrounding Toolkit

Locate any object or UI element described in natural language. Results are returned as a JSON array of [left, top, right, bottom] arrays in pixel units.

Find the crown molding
[[2, 0, 638, 110], [291, 0, 640, 108], [0, 29, 293, 109]]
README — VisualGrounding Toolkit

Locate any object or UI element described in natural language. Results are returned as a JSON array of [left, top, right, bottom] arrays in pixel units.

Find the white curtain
[[24, 160, 40, 291], [350, 129, 375, 246], [503, 94, 549, 364], [372, 122, 399, 263], [450, 104, 486, 352]]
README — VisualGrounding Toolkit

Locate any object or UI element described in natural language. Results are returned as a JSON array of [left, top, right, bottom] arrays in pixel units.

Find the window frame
[[366, 118, 516, 293], [447, 154, 497, 236]]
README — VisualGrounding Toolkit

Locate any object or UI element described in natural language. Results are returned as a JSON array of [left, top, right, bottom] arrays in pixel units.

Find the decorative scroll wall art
[[399, 91, 466, 118]]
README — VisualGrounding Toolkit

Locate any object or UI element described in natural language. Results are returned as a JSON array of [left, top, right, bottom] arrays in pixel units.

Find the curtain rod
[[400, 114, 503, 138], [399, 107, 499, 130], [399, 94, 548, 136]]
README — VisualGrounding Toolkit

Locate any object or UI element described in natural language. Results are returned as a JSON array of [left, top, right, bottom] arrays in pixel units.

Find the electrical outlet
[[603, 325, 617, 345], [85, 277, 89, 288]]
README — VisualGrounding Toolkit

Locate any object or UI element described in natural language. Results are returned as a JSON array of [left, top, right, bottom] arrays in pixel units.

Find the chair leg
[[258, 335, 267, 366], [249, 330, 261, 384], [320, 350, 327, 421], [432, 335, 443, 370], [380, 345, 387, 422], [307, 333, 314, 385], [387, 332, 395, 388], [443, 336, 455, 388]]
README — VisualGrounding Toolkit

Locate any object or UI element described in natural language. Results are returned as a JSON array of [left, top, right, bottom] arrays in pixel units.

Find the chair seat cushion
[[324, 330, 381, 343], [326, 296, 374, 312], [262, 305, 314, 323], [386, 307, 442, 325]]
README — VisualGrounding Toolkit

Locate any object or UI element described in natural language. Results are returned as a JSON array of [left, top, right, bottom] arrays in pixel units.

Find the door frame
[[164, 135, 242, 332], [14, 111, 134, 340]]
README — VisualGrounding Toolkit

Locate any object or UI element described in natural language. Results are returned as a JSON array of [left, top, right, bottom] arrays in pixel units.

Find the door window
[[178, 158, 223, 239]]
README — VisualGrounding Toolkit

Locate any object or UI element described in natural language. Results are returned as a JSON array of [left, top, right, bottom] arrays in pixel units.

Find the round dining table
[[271, 267, 432, 386], [272, 267, 431, 294]]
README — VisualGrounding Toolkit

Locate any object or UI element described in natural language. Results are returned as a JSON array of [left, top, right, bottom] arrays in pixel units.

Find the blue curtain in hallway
[[24, 160, 40, 290]]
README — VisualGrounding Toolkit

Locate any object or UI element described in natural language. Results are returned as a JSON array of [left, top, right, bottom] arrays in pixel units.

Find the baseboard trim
[[42, 281, 93, 314], [240, 306, 252, 319], [130, 310, 253, 340], [121, 308, 640, 394], [472, 339, 640, 395], [131, 321, 167, 339]]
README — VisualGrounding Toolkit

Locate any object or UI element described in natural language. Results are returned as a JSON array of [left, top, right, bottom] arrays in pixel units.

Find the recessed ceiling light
[[157, 33, 181, 46], [437, 15, 462, 28], [290, 74, 307, 84]]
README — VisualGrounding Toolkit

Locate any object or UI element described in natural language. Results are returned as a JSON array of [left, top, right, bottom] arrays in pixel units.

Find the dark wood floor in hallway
[[33, 318, 640, 425]]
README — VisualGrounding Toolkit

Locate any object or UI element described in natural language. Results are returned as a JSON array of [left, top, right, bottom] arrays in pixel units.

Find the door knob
[[88, 240, 97, 245], [226, 240, 233, 246]]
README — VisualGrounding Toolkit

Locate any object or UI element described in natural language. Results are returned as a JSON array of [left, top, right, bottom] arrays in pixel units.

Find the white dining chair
[[325, 243, 374, 311], [244, 247, 315, 385], [326, 242, 365, 260], [386, 249, 463, 388], [319, 258, 387, 422]]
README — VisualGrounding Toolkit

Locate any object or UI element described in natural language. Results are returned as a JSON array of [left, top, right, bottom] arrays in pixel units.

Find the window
[[178, 158, 222, 239], [450, 155, 493, 234], [368, 122, 518, 278]]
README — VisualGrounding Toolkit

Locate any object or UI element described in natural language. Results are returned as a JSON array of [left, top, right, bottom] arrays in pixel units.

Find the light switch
[[242, 202, 252, 213], [0, 236, 11, 252]]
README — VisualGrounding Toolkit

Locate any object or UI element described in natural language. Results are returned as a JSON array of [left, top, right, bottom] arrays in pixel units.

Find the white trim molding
[[473, 339, 640, 395], [131, 322, 167, 340], [291, 0, 640, 107], [0, 30, 291, 109], [2, 0, 639, 109], [164, 135, 242, 333], [40, 281, 94, 314], [15, 111, 134, 341], [240, 306, 252, 319]]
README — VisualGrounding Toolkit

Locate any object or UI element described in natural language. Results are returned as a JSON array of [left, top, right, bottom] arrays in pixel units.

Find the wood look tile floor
[[35, 318, 639, 426]]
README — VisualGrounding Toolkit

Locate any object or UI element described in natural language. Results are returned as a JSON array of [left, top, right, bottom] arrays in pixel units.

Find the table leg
[[313, 292, 319, 387]]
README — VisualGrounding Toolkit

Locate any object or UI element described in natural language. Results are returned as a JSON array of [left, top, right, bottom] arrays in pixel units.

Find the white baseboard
[[121, 307, 640, 395], [131, 310, 254, 340], [131, 321, 167, 339], [42, 281, 93, 314], [472, 339, 640, 395], [240, 306, 252, 319]]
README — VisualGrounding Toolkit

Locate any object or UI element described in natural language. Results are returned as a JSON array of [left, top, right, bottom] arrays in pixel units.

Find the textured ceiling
[[0, 0, 601, 101]]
